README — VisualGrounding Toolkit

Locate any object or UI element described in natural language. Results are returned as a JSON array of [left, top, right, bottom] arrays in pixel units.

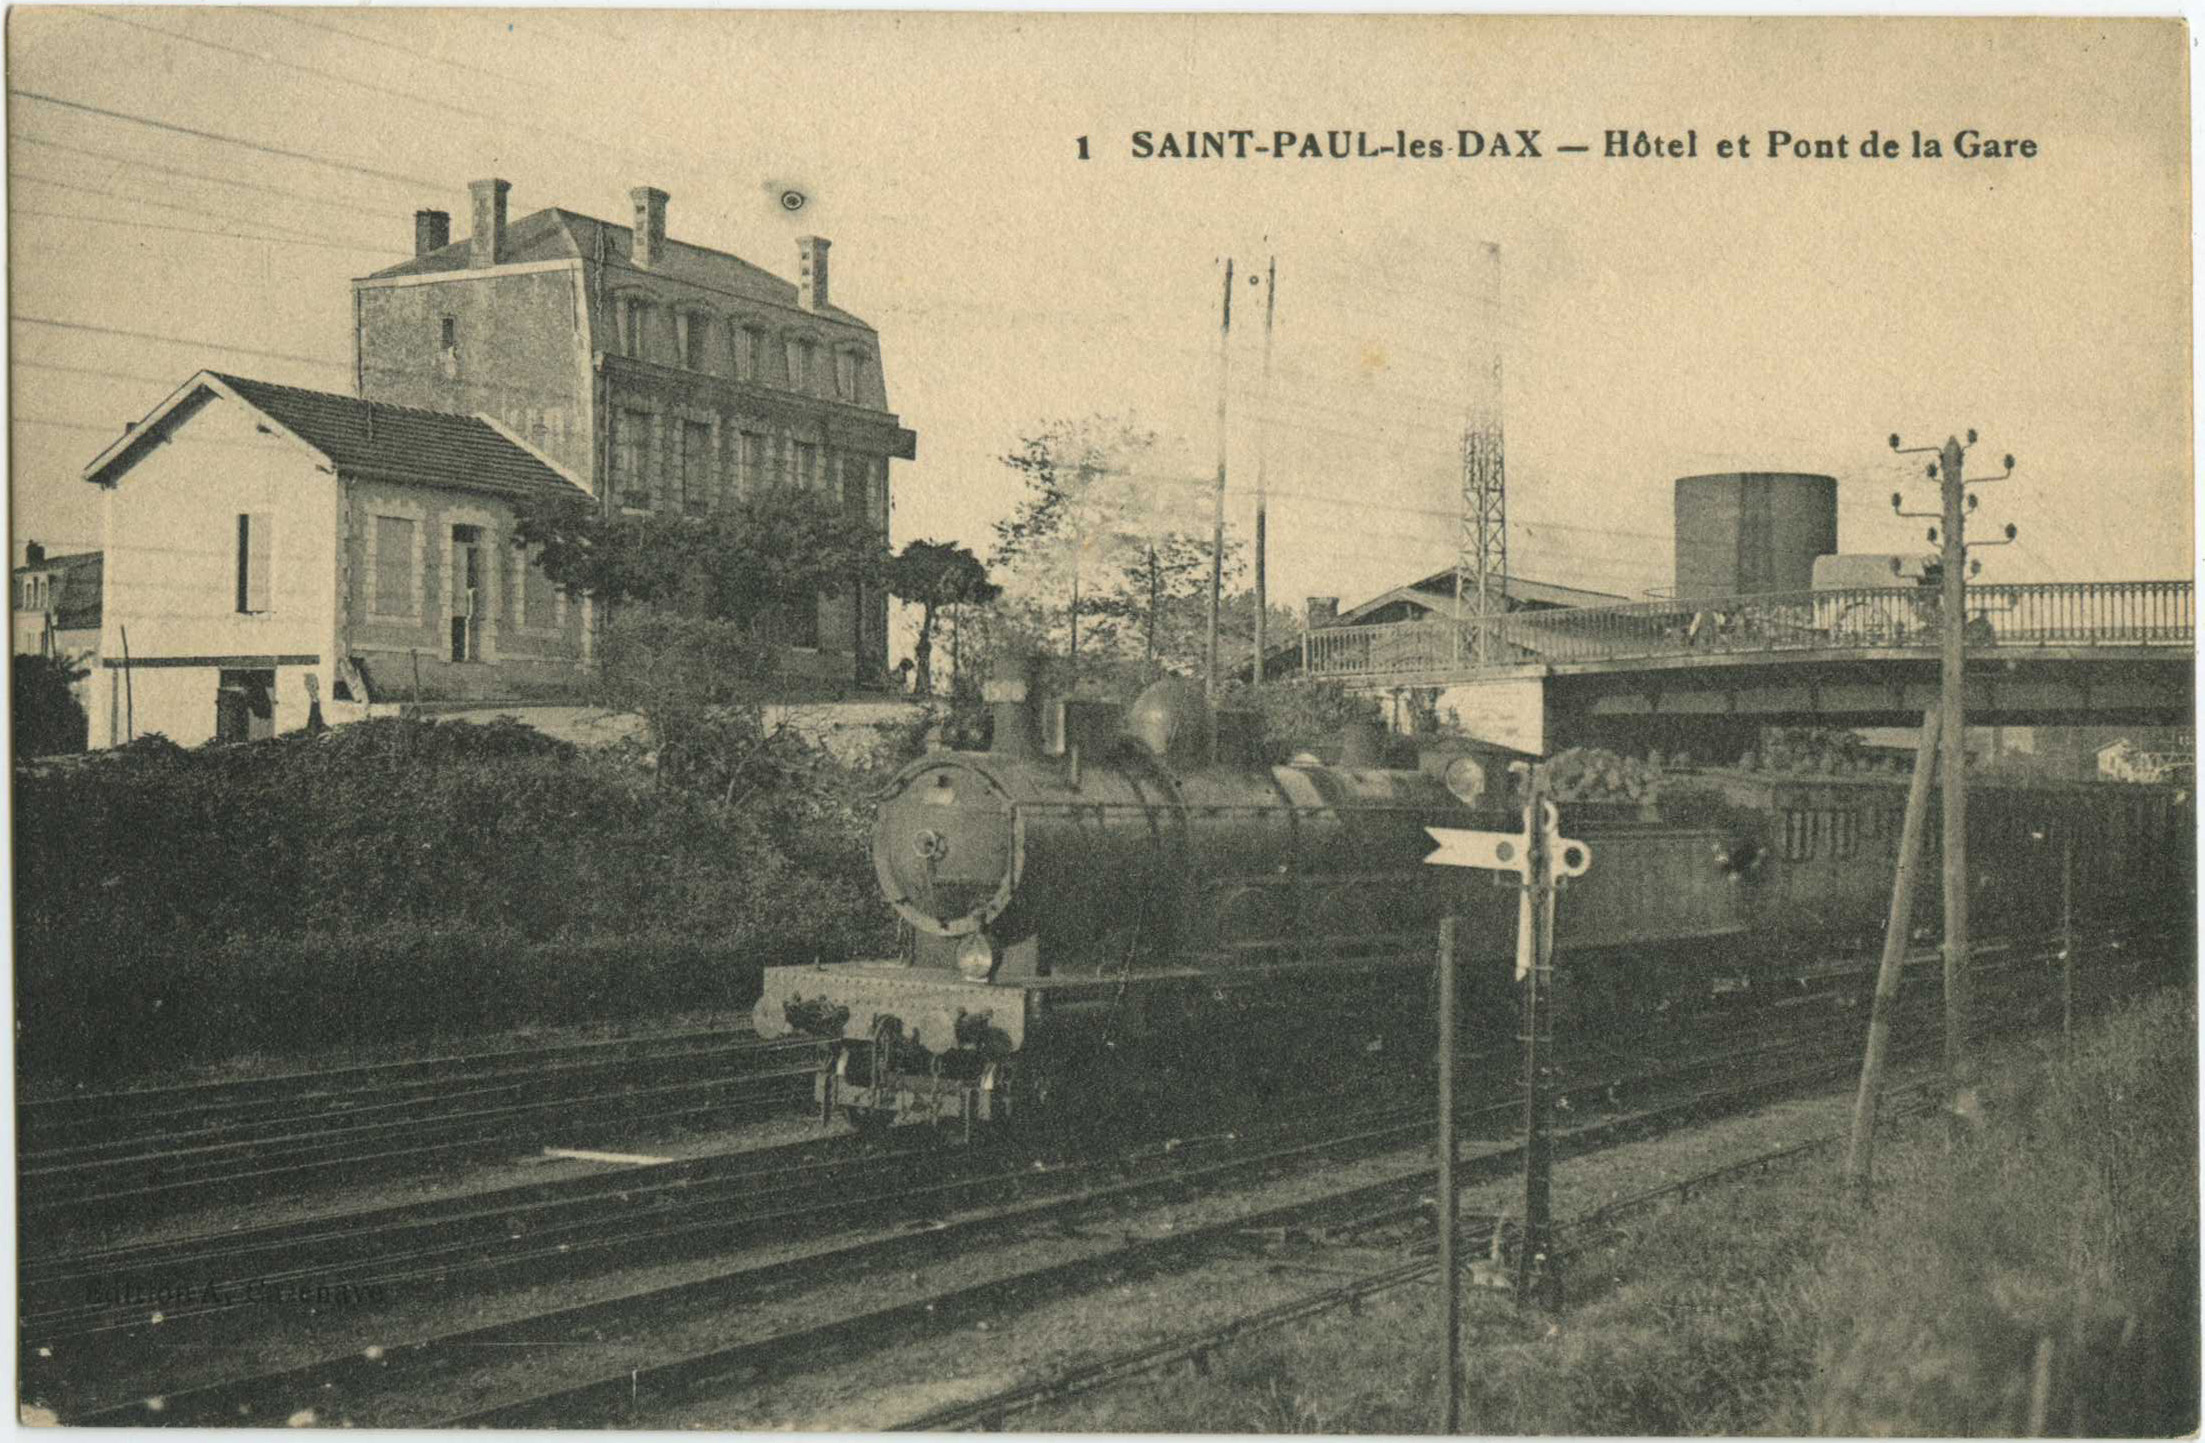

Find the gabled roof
[[363, 206, 874, 332], [82, 371, 590, 506], [12, 550, 103, 631]]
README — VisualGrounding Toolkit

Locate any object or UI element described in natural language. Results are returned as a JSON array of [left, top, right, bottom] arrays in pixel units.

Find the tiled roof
[[363, 207, 873, 331], [207, 374, 587, 503]]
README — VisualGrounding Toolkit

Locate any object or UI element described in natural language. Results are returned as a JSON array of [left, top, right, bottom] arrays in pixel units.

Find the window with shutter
[[523, 545, 555, 627], [682, 420, 712, 514], [374, 516, 416, 616], [841, 456, 868, 519], [613, 408, 650, 508], [739, 431, 766, 495], [236, 512, 272, 613]]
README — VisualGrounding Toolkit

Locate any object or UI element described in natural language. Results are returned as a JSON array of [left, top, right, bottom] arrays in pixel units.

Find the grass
[[1022, 988, 2199, 1436]]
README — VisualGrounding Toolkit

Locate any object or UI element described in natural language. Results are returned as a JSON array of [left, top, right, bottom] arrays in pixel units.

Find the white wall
[[92, 393, 337, 747]]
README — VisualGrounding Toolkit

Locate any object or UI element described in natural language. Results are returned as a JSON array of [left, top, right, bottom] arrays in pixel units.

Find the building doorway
[[216, 669, 276, 743], [451, 524, 483, 662]]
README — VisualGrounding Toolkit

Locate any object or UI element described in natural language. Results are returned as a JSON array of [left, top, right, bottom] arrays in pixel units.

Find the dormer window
[[674, 308, 711, 372], [834, 346, 867, 402], [783, 334, 817, 394], [617, 295, 650, 360]]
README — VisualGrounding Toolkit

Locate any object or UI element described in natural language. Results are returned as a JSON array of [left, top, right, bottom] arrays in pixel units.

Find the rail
[[1300, 580, 2194, 682]]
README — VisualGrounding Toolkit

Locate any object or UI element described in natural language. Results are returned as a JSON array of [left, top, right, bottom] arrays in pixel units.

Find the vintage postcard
[[10, 11, 2196, 1435]]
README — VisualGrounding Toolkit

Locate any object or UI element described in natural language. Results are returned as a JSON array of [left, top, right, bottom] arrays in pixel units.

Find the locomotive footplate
[[757, 960, 1191, 1055]]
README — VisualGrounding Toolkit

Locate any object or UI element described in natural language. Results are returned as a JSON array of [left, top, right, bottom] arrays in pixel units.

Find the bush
[[1216, 679, 1386, 762], [1798, 994, 2199, 1436]]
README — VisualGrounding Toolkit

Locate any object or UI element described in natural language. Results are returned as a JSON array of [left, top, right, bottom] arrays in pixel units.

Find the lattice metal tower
[[1454, 242, 1508, 665]]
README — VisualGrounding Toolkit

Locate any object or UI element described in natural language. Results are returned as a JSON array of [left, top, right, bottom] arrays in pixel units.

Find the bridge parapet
[[1302, 580, 2194, 686]]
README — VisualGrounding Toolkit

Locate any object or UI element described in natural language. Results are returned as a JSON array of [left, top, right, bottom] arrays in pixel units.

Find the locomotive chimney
[[983, 678, 1035, 759], [1338, 721, 1384, 767]]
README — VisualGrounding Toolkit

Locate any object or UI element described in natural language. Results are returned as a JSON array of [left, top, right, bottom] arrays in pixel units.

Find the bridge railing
[[1300, 580, 2193, 683]]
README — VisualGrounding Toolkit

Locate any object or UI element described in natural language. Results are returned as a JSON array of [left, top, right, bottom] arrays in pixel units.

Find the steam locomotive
[[755, 678, 2190, 1130]]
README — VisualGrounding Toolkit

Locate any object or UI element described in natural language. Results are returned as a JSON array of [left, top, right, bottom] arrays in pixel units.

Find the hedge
[[14, 718, 896, 1084]]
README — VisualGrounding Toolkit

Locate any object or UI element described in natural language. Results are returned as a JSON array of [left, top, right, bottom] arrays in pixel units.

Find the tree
[[512, 486, 889, 791], [992, 415, 1184, 676], [515, 486, 885, 637], [886, 540, 999, 697], [991, 414, 1276, 688], [14, 652, 88, 756]]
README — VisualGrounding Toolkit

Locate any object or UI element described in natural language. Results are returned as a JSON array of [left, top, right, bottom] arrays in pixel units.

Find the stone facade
[[354, 182, 918, 690]]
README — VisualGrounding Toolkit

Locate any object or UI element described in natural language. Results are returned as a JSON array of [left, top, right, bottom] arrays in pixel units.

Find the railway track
[[23, 930, 1925, 1343], [19, 1029, 817, 1224], [22, 934, 1933, 1353], [45, 923, 2149, 1429], [881, 935, 2173, 1432], [425, 980, 1998, 1429]]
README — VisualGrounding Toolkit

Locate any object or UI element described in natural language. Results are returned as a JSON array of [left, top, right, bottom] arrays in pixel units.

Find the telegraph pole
[[1936, 435, 1970, 1097], [1842, 703, 1939, 1194], [1205, 258, 1234, 728], [1889, 431, 2018, 1110], [1252, 256, 1276, 691]]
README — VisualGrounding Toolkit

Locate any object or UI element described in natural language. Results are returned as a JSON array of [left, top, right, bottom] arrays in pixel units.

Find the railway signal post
[[1517, 766, 1561, 1313], [1436, 913, 1461, 1433], [1426, 765, 1587, 1315]]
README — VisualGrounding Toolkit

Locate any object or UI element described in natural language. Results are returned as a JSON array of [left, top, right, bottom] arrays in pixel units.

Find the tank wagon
[[756, 679, 1752, 1129]]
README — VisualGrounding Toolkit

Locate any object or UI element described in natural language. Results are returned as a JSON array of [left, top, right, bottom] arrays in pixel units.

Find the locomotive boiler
[[755, 678, 1749, 1129]]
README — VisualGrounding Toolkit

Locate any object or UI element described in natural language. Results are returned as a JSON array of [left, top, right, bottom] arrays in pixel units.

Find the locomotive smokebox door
[[875, 763, 1021, 937]]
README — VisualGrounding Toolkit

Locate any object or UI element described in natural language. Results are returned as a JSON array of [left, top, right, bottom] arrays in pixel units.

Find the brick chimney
[[24, 541, 44, 567], [468, 178, 509, 269], [630, 187, 668, 269], [414, 209, 450, 258], [1306, 596, 1340, 629], [797, 236, 831, 312]]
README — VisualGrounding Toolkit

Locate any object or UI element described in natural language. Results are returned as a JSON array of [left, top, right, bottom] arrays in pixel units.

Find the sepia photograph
[[8, 10, 2198, 1433]]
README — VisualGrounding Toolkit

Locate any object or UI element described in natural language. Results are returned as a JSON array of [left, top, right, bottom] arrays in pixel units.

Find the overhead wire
[[14, 359, 193, 387], [10, 171, 389, 250], [75, 9, 520, 131], [8, 88, 449, 190], [13, 133, 412, 222], [14, 316, 352, 371], [13, 208, 390, 257], [250, 9, 793, 195]]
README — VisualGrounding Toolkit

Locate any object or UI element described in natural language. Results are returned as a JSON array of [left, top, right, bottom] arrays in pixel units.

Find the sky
[[7, 12, 2193, 645]]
